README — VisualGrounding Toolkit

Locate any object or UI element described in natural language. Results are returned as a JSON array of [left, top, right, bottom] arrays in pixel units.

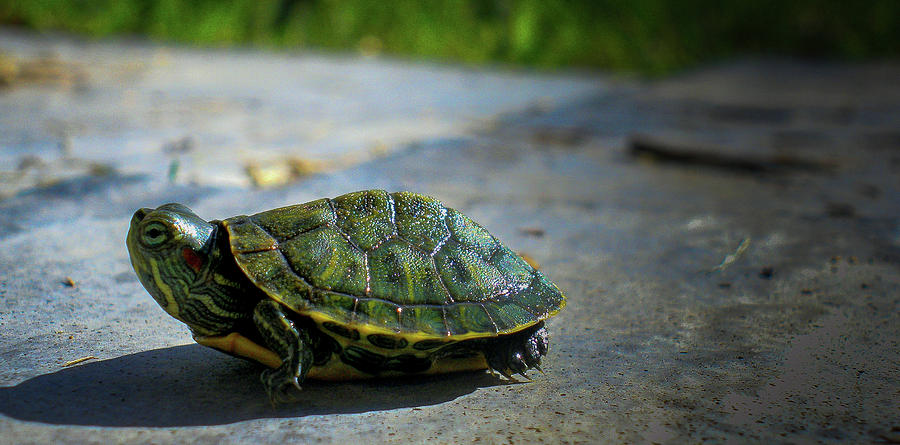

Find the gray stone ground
[[1, 30, 899, 444]]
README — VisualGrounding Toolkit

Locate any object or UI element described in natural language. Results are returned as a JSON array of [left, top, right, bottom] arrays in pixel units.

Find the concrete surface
[[1, 30, 899, 444]]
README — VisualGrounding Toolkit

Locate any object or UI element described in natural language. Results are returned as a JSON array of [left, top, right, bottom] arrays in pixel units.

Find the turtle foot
[[484, 321, 549, 380], [261, 366, 303, 405]]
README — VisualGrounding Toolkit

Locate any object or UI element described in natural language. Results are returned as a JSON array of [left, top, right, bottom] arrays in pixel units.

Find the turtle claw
[[261, 367, 302, 405], [498, 368, 519, 382]]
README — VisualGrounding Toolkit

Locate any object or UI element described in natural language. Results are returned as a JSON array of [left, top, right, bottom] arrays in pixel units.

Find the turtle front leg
[[252, 299, 314, 403]]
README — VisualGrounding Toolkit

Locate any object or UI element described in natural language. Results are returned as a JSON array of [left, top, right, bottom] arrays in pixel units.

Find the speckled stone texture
[[1, 29, 899, 444]]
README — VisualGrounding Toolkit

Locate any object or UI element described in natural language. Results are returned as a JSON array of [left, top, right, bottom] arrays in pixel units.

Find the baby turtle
[[127, 190, 565, 402]]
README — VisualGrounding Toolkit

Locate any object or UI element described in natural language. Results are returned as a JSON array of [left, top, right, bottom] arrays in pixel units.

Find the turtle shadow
[[0, 344, 500, 427]]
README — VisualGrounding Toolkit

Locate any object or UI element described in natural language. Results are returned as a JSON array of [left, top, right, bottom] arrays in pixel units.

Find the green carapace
[[127, 190, 565, 402]]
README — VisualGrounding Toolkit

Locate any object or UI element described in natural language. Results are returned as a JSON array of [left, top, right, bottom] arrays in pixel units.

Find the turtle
[[126, 190, 566, 402]]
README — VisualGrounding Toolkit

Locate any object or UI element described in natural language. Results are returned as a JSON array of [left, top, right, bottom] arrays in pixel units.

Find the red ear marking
[[182, 247, 204, 272]]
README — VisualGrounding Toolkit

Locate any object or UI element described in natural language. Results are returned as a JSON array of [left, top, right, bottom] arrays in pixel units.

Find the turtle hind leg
[[483, 321, 549, 380], [253, 299, 314, 404]]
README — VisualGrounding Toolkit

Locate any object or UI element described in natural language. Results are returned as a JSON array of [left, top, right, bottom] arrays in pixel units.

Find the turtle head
[[127, 203, 216, 327]]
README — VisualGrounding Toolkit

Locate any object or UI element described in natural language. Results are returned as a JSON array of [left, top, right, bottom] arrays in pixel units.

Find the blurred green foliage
[[0, 0, 896, 74]]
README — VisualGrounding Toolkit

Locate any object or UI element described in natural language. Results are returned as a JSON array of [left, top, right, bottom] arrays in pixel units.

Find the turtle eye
[[141, 222, 170, 247]]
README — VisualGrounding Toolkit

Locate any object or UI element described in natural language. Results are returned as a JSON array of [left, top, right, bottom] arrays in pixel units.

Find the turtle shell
[[222, 190, 565, 342]]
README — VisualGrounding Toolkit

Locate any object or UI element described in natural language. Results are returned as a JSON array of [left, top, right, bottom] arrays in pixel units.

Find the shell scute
[[445, 209, 500, 259], [444, 303, 498, 336], [279, 226, 367, 295], [357, 298, 402, 332], [232, 248, 313, 312], [515, 273, 566, 318], [491, 297, 537, 329], [487, 246, 534, 292], [309, 290, 357, 324], [392, 191, 450, 254], [227, 216, 277, 253], [399, 306, 447, 336], [367, 239, 449, 305], [433, 238, 508, 302], [249, 199, 335, 242], [482, 302, 521, 333], [331, 190, 394, 250]]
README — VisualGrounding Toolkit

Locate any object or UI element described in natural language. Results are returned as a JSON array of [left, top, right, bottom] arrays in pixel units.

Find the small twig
[[63, 356, 97, 367], [712, 238, 751, 272]]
